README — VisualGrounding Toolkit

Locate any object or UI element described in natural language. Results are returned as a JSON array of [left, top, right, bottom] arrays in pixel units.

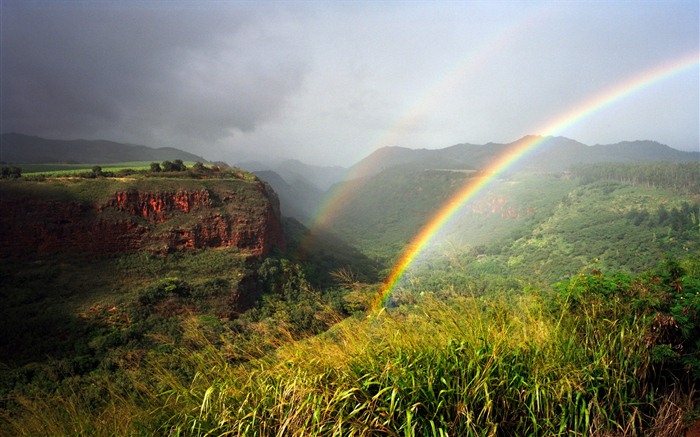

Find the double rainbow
[[309, 5, 552, 231], [373, 52, 699, 309]]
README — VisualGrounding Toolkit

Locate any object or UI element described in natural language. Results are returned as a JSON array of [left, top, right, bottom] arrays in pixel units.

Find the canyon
[[0, 179, 285, 257]]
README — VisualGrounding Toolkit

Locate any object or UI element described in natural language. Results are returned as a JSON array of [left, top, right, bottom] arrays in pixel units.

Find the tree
[[91, 165, 103, 177], [162, 160, 175, 172], [1, 166, 21, 179], [150, 162, 162, 172], [173, 159, 186, 171], [192, 161, 205, 173], [657, 205, 669, 226]]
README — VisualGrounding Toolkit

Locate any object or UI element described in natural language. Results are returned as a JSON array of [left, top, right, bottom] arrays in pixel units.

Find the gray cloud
[[1, 1, 306, 149], [2, 1, 698, 165]]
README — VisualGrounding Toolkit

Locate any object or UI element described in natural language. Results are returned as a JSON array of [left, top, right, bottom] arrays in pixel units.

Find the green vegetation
[[332, 163, 698, 283], [572, 161, 700, 193], [0, 166, 22, 178], [327, 166, 476, 259], [492, 179, 699, 282], [20, 161, 157, 176], [1, 162, 264, 207], [20, 160, 207, 178], [2, 257, 698, 435], [327, 169, 583, 261], [1, 161, 699, 434], [150, 258, 695, 436], [0, 248, 247, 364]]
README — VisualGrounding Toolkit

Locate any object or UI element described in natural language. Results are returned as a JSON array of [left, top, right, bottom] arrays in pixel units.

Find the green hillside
[[2, 161, 699, 435], [348, 136, 699, 179], [326, 166, 476, 258], [329, 163, 699, 276], [497, 180, 699, 279], [327, 168, 582, 260]]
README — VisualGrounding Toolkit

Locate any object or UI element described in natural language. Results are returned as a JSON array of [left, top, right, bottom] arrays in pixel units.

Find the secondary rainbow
[[373, 52, 699, 309], [307, 5, 551, 232]]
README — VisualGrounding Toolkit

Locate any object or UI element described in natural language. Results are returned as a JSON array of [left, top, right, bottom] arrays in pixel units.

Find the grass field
[[20, 161, 198, 177], [5, 257, 698, 435]]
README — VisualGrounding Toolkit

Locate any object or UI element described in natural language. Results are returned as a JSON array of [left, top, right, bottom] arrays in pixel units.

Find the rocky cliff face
[[106, 189, 215, 222], [0, 181, 285, 257]]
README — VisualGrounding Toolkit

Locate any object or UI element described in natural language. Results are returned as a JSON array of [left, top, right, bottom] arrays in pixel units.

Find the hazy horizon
[[2, 1, 698, 166]]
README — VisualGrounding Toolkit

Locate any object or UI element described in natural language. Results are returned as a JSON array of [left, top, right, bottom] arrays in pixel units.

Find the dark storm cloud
[[1, 1, 306, 147], [1, 1, 698, 165]]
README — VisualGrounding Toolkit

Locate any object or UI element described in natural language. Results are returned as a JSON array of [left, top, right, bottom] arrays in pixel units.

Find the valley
[[0, 138, 699, 435], [2, 1, 698, 434]]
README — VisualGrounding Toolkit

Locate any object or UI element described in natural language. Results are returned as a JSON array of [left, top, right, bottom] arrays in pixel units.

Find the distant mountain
[[348, 136, 699, 177], [0, 133, 206, 164], [342, 146, 429, 180], [240, 159, 346, 223], [238, 159, 346, 191], [250, 136, 698, 227], [589, 140, 699, 162], [517, 137, 699, 171], [253, 170, 324, 223], [323, 136, 698, 256]]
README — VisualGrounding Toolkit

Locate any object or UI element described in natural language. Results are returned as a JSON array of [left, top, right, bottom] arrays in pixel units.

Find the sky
[[1, 1, 698, 166]]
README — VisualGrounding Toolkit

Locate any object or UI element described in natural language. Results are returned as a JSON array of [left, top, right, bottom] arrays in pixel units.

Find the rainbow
[[373, 52, 699, 309], [308, 5, 551, 232]]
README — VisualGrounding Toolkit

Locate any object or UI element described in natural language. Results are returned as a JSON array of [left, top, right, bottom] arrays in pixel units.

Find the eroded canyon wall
[[0, 180, 285, 256]]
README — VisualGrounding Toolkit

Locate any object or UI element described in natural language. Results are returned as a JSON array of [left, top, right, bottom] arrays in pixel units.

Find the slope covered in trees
[[572, 161, 700, 193], [2, 160, 699, 435]]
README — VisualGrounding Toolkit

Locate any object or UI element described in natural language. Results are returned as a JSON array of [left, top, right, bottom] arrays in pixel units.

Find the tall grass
[[2, 290, 687, 435]]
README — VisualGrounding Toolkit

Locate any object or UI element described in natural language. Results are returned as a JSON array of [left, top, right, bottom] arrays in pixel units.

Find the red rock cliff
[[107, 189, 214, 223], [0, 182, 285, 257]]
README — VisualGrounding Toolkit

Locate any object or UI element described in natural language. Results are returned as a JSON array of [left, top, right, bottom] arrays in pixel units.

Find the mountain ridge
[[253, 169, 324, 223], [349, 136, 699, 179], [238, 158, 346, 191], [0, 133, 207, 164]]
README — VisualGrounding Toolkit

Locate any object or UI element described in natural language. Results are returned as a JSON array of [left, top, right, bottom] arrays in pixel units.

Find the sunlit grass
[[143, 293, 660, 435], [20, 161, 198, 177], [4, 279, 695, 436], [21, 161, 152, 176]]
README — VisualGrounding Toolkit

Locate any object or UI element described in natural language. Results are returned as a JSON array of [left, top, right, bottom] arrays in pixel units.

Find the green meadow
[[19, 161, 201, 177]]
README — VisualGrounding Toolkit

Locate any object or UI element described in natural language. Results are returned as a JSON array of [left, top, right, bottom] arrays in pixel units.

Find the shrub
[[138, 277, 191, 305], [1, 166, 22, 179], [557, 257, 700, 382], [173, 160, 186, 171], [192, 161, 205, 173]]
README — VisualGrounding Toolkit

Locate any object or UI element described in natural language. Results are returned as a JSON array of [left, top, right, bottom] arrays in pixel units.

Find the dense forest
[[1, 161, 699, 435], [572, 161, 700, 193]]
